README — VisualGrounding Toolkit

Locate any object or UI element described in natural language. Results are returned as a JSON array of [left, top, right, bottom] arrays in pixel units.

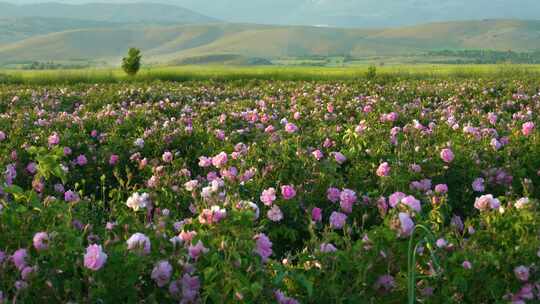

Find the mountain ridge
[[1, 19, 540, 66], [0, 1, 218, 24]]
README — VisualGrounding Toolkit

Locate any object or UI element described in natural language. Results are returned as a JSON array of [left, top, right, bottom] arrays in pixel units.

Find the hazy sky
[[3, 0, 540, 27]]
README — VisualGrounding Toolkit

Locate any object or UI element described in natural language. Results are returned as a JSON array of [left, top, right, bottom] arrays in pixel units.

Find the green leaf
[[294, 273, 314, 298], [3, 185, 24, 195]]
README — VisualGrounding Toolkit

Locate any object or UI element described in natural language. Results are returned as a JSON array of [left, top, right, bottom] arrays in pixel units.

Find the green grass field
[[2, 64, 540, 85]]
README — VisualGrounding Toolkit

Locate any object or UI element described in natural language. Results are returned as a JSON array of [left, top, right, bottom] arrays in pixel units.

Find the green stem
[[407, 224, 442, 304]]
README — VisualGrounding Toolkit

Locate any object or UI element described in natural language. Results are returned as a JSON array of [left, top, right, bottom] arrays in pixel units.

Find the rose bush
[[0, 79, 539, 302]]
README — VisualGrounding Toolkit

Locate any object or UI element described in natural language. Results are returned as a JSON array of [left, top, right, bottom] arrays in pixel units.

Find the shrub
[[121, 48, 142, 76]]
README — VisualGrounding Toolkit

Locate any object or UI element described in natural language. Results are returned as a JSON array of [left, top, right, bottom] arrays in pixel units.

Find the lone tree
[[122, 48, 142, 76]]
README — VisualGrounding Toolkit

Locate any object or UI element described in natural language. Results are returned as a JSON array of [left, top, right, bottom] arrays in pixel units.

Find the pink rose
[[83, 245, 107, 271], [281, 185, 296, 200], [440, 148, 454, 163]]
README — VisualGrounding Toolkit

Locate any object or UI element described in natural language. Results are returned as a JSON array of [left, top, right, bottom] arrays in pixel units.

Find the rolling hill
[[1, 19, 540, 66], [0, 17, 122, 44], [0, 2, 217, 24], [4, 0, 540, 28]]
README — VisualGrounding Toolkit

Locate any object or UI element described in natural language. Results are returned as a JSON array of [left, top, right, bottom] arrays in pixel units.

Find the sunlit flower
[[126, 192, 150, 211], [83, 244, 107, 271], [260, 187, 277, 206], [33, 232, 49, 251], [281, 185, 296, 200], [126, 233, 151, 255], [440, 148, 454, 163]]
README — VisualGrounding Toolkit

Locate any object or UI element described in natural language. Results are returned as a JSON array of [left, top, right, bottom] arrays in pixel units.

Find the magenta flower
[[275, 290, 300, 304], [151, 260, 173, 287], [260, 187, 277, 206], [435, 238, 448, 248], [15, 280, 28, 291], [109, 154, 119, 166], [63, 147, 72, 156], [284, 122, 298, 133], [434, 184, 448, 194], [333, 152, 347, 164], [211, 152, 228, 168], [181, 273, 201, 302], [5, 163, 16, 185], [64, 190, 80, 203], [374, 275, 396, 292], [440, 148, 454, 163], [184, 180, 199, 191], [401, 195, 421, 212], [514, 265, 530, 282], [323, 138, 333, 148], [26, 162, 37, 174], [312, 149, 324, 160], [462, 261, 472, 269], [0, 131, 5, 141], [188, 240, 209, 261], [474, 194, 500, 211], [21, 266, 36, 281], [329, 211, 347, 229], [83, 244, 107, 271], [385, 112, 398, 122], [11, 249, 27, 271], [410, 164, 422, 173], [162, 151, 173, 163], [389, 192, 406, 208], [376, 162, 391, 177], [76, 154, 88, 166], [198, 206, 227, 225], [179, 230, 197, 243], [198, 156, 212, 167], [311, 207, 322, 222], [254, 233, 273, 262], [472, 177, 485, 192], [410, 179, 432, 192], [327, 187, 341, 203], [281, 185, 296, 200], [126, 192, 150, 211], [522, 122, 535, 136], [398, 212, 415, 237], [33, 232, 49, 251], [491, 138, 502, 151], [267, 205, 283, 222], [339, 189, 357, 213], [126, 233, 151, 255], [215, 129, 225, 140], [320, 243, 337, 253], [48, 132, 60, 146]]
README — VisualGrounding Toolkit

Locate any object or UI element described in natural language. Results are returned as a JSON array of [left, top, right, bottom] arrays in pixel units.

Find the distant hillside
[[0, 17, 120, 44], [0, 2, 217, 24], [1, 20, 540, 66], [7, 0, 539, 28]]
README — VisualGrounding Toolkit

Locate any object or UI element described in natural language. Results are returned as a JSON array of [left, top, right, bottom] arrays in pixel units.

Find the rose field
[[1, 76, 540, 303]]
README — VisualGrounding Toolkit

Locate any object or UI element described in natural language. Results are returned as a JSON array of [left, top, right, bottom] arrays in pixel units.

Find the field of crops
[[2, 64, 540, 85], [1, 76, 540, 303]]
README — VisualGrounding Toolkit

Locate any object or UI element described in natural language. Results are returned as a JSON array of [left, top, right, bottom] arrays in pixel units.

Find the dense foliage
[[0, 78, 539, 303], [427, 50, 540, 64], [122, 48, 142, 77]]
